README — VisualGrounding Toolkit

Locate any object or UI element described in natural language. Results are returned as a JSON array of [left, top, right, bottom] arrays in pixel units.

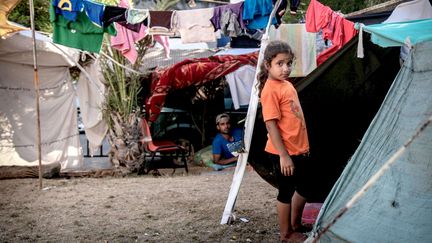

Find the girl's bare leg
[[277, 201, 292, 240], [291, 191, 307, 231]]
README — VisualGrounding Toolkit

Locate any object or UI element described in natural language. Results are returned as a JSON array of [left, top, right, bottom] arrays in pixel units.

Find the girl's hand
[[280, 154, 294, 176]]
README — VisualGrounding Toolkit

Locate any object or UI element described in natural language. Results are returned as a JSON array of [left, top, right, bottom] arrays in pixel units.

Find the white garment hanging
[[77, 59, 108, 156], [225, 65, 256, 110]]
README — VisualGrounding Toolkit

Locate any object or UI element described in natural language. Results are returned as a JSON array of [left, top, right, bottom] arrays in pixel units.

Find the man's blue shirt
[[212, 128, 243, 159]]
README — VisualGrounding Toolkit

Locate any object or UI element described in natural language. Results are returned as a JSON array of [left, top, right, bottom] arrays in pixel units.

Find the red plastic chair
[[139, 118, 188, 174]]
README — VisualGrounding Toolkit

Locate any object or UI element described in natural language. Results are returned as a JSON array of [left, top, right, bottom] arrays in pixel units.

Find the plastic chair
[[139, 118, 188, 174]]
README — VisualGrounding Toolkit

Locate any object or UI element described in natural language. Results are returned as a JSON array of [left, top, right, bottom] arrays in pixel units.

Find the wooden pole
[[312, 115, 432, 242], [28, 0, 43, 189]]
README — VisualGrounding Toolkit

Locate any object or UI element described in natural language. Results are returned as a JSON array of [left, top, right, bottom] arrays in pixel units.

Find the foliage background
[[9, 0, 51, 32]]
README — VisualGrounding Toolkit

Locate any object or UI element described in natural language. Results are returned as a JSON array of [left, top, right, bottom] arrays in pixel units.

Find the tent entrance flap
[[247, 33, 401, 202]]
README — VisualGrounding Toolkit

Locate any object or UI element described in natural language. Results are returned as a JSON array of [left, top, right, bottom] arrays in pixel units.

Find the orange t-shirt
[[261, 79, 309, 156]]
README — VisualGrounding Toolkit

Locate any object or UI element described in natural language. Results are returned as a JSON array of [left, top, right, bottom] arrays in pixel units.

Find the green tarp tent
[[308, 20, 432, 242]]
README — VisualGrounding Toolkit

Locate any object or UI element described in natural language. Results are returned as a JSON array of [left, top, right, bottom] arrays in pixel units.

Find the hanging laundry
[[145, 52, 259, 122], [153, 35, 171, 59], [172, 8, 216, 44], [305, 0, 332, 33], [219, 9, 242, 37], [126, 9, 149, 24], [111, 22, 147, 64], [148, 10, 175, 36], [52, 0, 83, 21], [225, 65, 256, 110], [272, 0, 288, 25], [305, 0, 357, 65], [83, 0, 105, 27], [211, 2, 245, 30], [242, 0, 276, 30], [50, 4, 116, 53], [111, 0, 147, 64], [268, 23, 317, 77], [103, 5, 141, 32], [289, 0, 300, 14]]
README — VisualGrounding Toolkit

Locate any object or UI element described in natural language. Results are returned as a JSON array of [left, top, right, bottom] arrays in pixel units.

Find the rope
[[48, 42, 105, 95], [99, 51, 148, 75]]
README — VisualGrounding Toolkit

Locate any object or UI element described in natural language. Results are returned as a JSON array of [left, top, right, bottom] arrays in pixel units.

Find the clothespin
[[355, 23, 365, 58]]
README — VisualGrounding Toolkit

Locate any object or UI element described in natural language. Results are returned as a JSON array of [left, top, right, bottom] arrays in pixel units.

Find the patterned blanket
[[145, 52, 258, 122]]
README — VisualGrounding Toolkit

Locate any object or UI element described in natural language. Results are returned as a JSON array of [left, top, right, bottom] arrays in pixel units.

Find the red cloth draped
[[306, 0, 357, 65], [145, 52, 258, 122]]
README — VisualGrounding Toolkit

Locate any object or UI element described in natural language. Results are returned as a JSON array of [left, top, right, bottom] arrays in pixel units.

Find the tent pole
[[312, 115, 432, 243], [220, 0, 283, 225], [29, 0, 43, 189]]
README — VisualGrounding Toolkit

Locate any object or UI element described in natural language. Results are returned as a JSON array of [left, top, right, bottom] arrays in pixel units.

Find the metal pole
[[29, 0, 43, 189]]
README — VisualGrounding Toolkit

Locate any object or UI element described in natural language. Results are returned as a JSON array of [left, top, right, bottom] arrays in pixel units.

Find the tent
[[306, 18, 432, 242], [247, 33, 402, 202], [0, 30, 84, 177], [247, 2, 431, 203], [220, 0, 404, 223]]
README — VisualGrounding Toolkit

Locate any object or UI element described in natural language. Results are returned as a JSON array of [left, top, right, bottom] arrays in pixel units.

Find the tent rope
[[48, 42, 105, 96], [311, 114, 432, 243]]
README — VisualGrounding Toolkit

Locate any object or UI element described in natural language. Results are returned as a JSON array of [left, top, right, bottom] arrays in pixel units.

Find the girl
[[257, 40, 310, 241]]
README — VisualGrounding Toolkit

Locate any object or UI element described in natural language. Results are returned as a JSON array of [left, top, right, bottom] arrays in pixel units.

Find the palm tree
[[100, 0, 178, 172]]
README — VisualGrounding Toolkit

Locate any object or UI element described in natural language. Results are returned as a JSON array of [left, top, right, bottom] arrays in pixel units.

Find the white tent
[[0, 30, 84, 174]]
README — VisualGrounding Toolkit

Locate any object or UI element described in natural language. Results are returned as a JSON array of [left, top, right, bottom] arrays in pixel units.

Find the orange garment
[[306, 0, 357, 65], [261, 79, 309, 156]]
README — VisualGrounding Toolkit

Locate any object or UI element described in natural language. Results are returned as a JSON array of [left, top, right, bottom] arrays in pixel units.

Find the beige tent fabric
[[77, 59, 108, 156], [0, 31, 83, 172], [0, 0, 27, 38]]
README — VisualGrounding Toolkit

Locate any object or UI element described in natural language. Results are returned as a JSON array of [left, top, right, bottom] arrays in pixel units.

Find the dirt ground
[[0, 164, 310, 242]]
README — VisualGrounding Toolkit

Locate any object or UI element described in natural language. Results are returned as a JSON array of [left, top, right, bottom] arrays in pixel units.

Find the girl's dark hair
[[256, 40, 295, 97]]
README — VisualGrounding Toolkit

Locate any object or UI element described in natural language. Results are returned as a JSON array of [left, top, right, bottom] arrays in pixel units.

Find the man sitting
[[212, 113, 243, 167]]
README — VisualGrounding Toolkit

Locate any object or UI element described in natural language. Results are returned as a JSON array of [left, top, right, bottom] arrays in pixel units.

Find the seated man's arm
[[213, 153, 238, 165]]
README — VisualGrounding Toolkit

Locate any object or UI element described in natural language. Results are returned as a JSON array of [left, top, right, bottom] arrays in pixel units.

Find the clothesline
[[50, 0, 292, 60], [99, 51, 149, 76]]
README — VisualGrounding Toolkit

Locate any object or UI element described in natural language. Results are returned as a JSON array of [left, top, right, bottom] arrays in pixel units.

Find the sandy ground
[[0, 164, 310, 242]]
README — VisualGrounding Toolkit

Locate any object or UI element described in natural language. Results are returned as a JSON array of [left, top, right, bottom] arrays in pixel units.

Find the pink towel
[[110, 0, 147, 64], [111, 22, 147, 64]]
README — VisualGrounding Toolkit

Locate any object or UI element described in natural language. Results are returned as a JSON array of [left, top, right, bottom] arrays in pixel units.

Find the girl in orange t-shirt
[[257, 40, 310, 241]]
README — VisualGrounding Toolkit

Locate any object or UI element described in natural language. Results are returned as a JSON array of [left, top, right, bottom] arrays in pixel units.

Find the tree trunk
[[107, 112, 143, 172]]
